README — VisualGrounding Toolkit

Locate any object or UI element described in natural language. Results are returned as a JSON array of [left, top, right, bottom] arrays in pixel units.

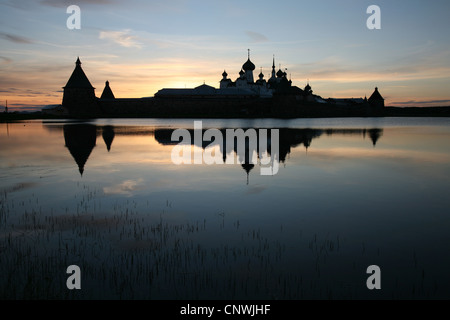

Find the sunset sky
[[1, 0, 450, 111]]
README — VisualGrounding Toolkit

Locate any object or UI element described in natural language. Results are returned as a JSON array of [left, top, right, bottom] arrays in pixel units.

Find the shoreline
[[1, 106, 450, 122]]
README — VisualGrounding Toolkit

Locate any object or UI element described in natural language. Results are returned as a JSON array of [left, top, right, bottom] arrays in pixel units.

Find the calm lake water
[[1, 117, 450, 299]]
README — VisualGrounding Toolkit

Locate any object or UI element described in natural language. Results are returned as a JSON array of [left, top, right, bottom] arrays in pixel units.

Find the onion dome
[[239, 68, 245, 76], [242, 49, 255, 71], [222, 70, 228, 77], [276, 69, 284, 78], [242, 58, 255, 71], [258, 67, 264, 79]]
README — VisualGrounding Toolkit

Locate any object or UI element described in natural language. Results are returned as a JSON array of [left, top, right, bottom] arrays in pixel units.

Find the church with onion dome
[[219, 50, 292, 98], [155, 49, 310, 100], [53, 52, 385, 118]]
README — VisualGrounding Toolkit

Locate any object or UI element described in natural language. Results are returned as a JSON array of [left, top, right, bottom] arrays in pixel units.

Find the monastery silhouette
[[49, 52, 384, 118]]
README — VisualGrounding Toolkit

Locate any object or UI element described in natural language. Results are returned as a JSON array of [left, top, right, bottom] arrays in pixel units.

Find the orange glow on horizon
[[2, 57, 450, 112]]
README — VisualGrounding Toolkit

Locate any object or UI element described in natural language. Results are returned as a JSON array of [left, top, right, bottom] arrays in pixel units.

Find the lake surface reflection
[[1, 117, 450, 299]]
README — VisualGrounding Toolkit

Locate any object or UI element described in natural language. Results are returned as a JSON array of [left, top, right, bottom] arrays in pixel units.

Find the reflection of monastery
[[61, 124, 382, 182], [50, 53, 385, 118]]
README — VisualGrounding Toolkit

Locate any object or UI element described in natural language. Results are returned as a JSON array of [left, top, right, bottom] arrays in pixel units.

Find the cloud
[[0, 0, 39, 10], [245, 31, 268, 43], [0, 87, 48, 96], [103, 178, 145, 196], [0, 56, 12, 64], [295, 56, 450, 84], [0, 88, 17, 93], [245, 185, 267, 195], [99, 29, 142, 48], [0, 32, 34, 44], [40, 0, 115, 8], [390, 99, 450, 106], [3, 103, 48, 112]]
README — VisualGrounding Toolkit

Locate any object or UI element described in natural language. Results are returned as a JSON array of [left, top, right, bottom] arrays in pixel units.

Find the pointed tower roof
[[368, 87, 384, 101], [102, 125, 115, 152], [368, 128, 382, 147], [242, 163, 254, 185], [100, 80, 115, 99], [63, 124, 97, 176], [64, 57, 95, 89]]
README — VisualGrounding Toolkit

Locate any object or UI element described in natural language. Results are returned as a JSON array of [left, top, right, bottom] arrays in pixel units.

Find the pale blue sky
[[1, 0, 450, 110]]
